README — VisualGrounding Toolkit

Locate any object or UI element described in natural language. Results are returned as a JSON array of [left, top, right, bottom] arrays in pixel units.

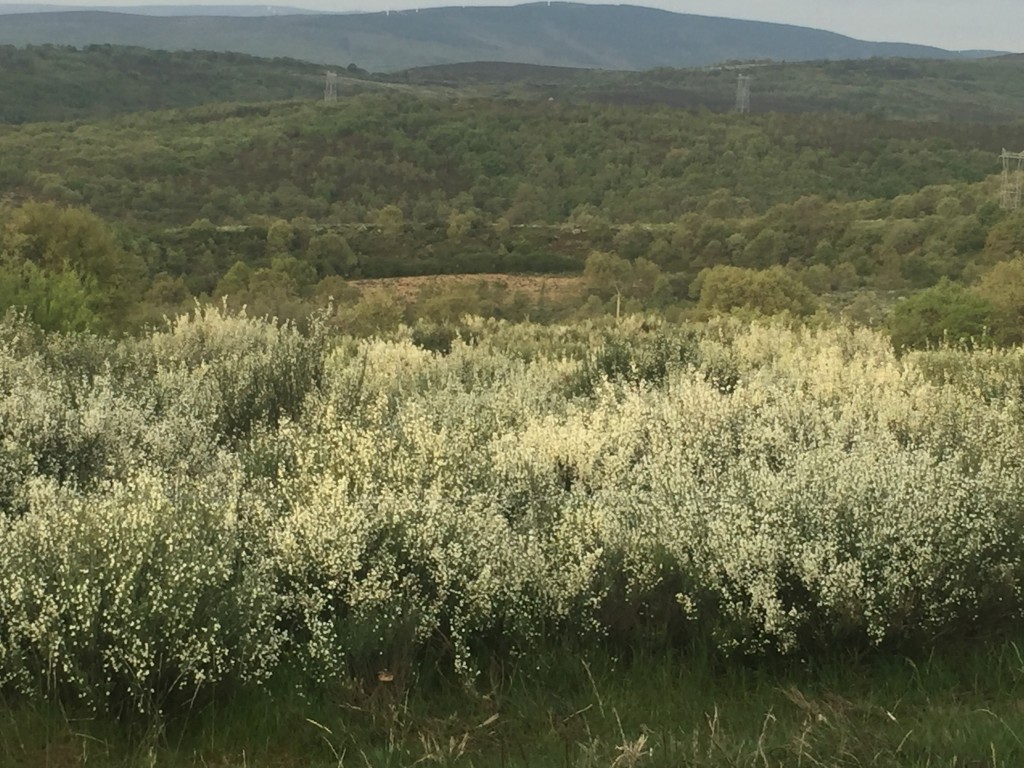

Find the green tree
[[265, 219, 295, 260], [887, 278, 997, 350], [972, 256, 1024, 345], [270, 256, 317, 296], [337, 287, 405, 335], [983, 213, 1024, 261], [0, 252, 98, 332], [584, 251, 663, 319], [374, 205, 405, 237], [215, 261, 253, 299], [695, 265, 818, 317], [308, 232, 358, 276], [1, 202, 143, 330]]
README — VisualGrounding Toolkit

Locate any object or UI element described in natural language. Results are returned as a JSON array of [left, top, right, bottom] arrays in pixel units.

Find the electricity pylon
[[735, 74, 751, 114], [1001, 149, 1024, 210]]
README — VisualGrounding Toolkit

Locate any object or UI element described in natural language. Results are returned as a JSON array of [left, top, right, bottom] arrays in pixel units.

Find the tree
[[265, 219, 295, 260], [308, 232, 358, 277], [446, 210, 478, 241], [374, 205, 405, 237], [1, 202, 143, 330], [612, 224, 652, 261], [337, 288, 405, 335], [887, 278, 997, 350], [270, 256, 317, 296], [215, 261, 253, 299], [0, 252, 98, 332], [583, 251, 663, 320], [695, 265, 818, 317], [973, 256, 1024, 345], [984, 212, 1024, 261]]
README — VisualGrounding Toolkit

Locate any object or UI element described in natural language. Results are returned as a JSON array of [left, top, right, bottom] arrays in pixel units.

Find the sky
[[8, 0, 1023, 52]]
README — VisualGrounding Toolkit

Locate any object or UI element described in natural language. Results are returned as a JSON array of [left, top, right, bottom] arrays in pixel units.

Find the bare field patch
[[351, 273, 585, 302]]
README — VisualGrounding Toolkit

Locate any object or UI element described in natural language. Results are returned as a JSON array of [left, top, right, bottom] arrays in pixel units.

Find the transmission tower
[[324, 71, 338, 103], [1001, 149, 1024, 210], [735, 74, 751, 114]]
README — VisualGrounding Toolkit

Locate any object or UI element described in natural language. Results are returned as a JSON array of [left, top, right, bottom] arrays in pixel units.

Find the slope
[[0, 2, 998, 73], [0, 45, 383, 124], [398, 57, 1024, 122]]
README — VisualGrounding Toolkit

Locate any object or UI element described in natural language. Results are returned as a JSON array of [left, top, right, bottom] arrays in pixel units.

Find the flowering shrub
[[2, 309, 1024, 713]]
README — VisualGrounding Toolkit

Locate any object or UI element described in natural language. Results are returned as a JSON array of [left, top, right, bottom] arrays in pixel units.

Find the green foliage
[[695, 265, 819, 317], [307, 231, 358, 276], [0, 257, 99, 332], [0, 95, 1007, 234], [887, 277, 999, 350], [583, 251, 664, 316], [0, 53, 1023, 348], [973, 255, 1024, 344], [0, 85, 1018, 320], [408, 56, 1024, 123], [0, 202, 144, 331], [334, 287, 406, 336], [0, 44, 331, 124]]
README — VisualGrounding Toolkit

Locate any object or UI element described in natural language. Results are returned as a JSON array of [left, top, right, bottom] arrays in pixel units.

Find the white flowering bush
[[2, 310, 1024, 714], [0, 470, 283, 715]]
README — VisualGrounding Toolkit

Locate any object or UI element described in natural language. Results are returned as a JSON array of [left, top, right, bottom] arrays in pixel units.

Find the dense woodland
[[403, 56, 1024, 123], [0, 45, 339, 124], [6, 46, 1024, 125], [1, 55, 1024, 346]]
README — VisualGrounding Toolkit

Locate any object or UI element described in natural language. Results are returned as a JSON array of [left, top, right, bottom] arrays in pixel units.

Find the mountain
[[0, 2, 1005, 73], [5, 44, 1024, 125], [0, 45, 379, 124], [0, 4, 325, 15]]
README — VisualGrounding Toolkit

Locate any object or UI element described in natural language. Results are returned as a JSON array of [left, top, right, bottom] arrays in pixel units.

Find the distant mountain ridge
[[0, 4, 326, 15], [0, 2, 1008, 72]]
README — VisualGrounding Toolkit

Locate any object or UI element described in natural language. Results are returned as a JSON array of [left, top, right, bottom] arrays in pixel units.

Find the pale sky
[[9, 0, 1023, 52]]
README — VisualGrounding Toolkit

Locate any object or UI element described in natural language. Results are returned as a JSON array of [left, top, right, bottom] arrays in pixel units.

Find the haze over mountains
[[0, 2, 1006, 72], [0, 4, 325, 14]]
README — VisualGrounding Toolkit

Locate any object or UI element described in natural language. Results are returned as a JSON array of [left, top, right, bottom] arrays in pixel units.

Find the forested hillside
[[401, 56, 1024, 123], [6, 45, 1024, 126], [0, 45, 372, 124], [2, 87, 1024, 345], [2, 93, 1016, 227]]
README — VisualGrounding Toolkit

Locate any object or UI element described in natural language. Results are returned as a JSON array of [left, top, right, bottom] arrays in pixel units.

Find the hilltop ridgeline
[[0, 2, 1002, 72]]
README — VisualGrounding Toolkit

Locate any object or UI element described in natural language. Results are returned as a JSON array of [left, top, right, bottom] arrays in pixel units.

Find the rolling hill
[[0, 3, 324, 13], [5, 44, 1024, 125], [396, 57, 1024, 122], [0, 2, 1005, 73]]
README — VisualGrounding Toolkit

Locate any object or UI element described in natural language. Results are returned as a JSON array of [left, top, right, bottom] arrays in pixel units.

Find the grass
[[5, 637, 1024, 767]]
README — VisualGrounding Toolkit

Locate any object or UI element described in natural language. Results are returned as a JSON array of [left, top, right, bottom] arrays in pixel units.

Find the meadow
[[3, 307, 1024, 765]]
